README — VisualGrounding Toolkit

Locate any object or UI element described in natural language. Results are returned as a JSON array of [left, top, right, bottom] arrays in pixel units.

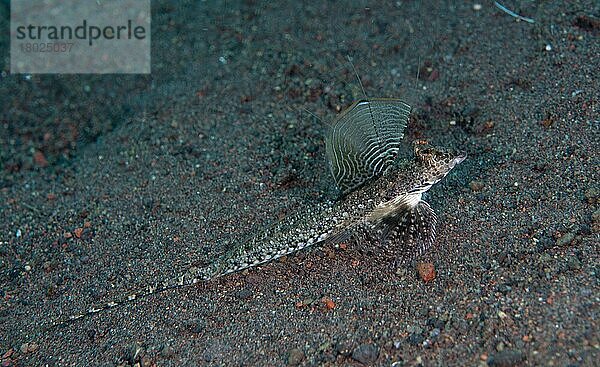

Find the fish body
[[207, 140, 465, 279], [58, 98, 465, 325]]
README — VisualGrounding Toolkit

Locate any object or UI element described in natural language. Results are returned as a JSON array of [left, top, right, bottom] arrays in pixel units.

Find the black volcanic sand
[[1, 1, 599, 366]]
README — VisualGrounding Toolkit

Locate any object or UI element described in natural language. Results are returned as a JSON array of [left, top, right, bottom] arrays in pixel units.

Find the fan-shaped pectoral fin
[[374, 200, 438, 263]]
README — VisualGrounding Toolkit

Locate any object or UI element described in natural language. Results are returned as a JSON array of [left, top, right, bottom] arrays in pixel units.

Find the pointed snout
[[447, 152, 466, 171]]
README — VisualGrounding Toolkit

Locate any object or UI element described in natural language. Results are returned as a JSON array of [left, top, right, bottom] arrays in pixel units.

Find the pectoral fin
[[373, 200, 438, 262]]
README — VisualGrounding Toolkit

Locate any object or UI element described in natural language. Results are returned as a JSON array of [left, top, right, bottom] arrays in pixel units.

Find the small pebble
[[235, 288, 252, 300], [351, 344, 379, 364], [469, 180, 485, 192], [407, 324, 422, 334], [286, 348, 304, 366], [556, 232, 575, 247], [496, 341, 505, 351], [565, 255, 581, 270], [160, 345, 175, 358], [395, 267, 408, 278], [593, 209, 600, 223], [408, 333, 425, 345], [584, 187, 598, 203], [488, 349, 525, 366], [322, 297, 335, 310], [17, 342, 38, 354], [20, 343, 29, 354], [335, 341, 353, 357], [416, 262, 436, 282], [184, 319, 205, 334], [580, 288, 592, 297], [33, 151, 48, 167]]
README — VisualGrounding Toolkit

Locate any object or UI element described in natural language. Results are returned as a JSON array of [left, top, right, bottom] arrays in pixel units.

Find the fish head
[[378, 141, 466, 205], [413, 140, 466, 187]]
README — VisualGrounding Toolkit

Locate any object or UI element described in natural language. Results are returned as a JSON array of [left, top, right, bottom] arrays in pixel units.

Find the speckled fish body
[[206, 142, 465, 279], [58, 98, 466, 325]]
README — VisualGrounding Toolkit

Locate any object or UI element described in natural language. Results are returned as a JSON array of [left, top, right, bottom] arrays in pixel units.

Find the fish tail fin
[[48, 266, 211, 329]]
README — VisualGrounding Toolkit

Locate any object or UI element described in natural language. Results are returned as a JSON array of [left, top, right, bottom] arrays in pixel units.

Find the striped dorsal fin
[[325, 98, 411, 195]]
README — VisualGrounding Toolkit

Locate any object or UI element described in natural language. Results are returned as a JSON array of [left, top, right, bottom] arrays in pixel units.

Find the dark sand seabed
[[1, 1, 598, 366]]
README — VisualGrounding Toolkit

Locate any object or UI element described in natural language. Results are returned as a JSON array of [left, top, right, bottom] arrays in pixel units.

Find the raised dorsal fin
[[325, 98, 411, 195]]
